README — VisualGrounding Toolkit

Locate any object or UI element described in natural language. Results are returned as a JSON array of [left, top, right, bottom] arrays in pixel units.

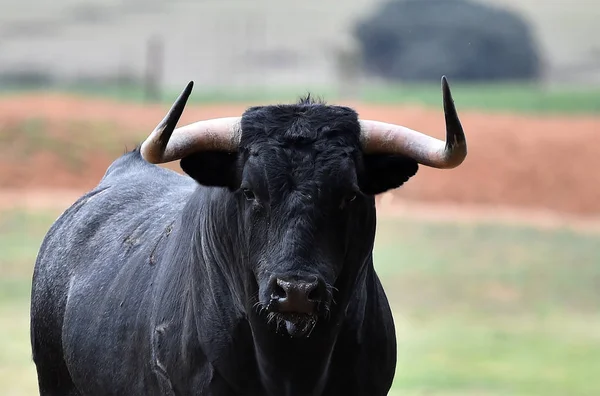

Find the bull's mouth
[[267, 312, 318, 338]]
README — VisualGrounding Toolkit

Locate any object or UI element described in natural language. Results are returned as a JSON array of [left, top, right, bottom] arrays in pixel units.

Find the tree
[[354, 0, 542, 82]]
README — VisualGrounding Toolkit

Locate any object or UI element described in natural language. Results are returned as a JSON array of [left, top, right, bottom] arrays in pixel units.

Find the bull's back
[[32, 150, 194, 307], [30, 150, 197, 394]]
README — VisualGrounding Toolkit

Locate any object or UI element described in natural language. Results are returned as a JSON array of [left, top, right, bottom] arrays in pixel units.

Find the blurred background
[[1, 0, 599, 394]]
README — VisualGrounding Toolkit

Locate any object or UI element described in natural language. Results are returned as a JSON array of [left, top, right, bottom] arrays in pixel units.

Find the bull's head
[[140, 78, 466, 338]]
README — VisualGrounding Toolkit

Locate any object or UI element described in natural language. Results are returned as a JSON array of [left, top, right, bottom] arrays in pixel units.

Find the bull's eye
[[340, 192, 357, 209], [242, 188, 256, 201]]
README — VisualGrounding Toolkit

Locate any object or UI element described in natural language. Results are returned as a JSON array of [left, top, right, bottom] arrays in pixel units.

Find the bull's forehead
[[242, 139, 359, 207], [238, 99, 364, 203], [239, 100, 363, 149]]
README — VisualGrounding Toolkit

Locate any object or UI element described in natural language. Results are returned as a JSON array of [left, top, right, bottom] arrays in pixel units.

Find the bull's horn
[[359, 76, 467, 169], [140, 81, 242, 164]]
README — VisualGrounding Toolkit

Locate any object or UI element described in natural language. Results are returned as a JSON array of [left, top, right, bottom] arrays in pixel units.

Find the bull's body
[[30, 149, 396, 396], [31, 78, 466, 396]]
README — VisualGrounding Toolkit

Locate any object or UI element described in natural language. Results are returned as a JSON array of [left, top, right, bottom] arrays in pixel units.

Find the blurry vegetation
[[3, 80, 600, 115], [354, 0, 542, 82], [0, 69, 55, 90], [0, 117, 143, 171], [361, 82, 600, 114], [0, 69, 144, 99]]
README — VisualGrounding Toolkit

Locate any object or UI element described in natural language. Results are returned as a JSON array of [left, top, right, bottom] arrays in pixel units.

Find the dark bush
[[353, 0, 542, 82], [0, 68, 55, 89]]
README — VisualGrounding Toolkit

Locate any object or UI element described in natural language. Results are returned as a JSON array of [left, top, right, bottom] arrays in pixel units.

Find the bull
[[30, 76, 467, 396]]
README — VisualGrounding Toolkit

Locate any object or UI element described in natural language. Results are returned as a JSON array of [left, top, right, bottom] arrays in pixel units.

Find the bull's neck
[[250, 317, 341, 396], [187, 187, 247, 312]]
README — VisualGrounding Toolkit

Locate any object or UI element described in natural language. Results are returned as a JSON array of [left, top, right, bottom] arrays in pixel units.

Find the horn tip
[[441, 75, 451, 95], [182, 81, 194, 98]]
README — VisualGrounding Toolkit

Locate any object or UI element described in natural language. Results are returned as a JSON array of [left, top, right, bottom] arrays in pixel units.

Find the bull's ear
[[360, 154, 419, 195], [180, 151, 240, 190]]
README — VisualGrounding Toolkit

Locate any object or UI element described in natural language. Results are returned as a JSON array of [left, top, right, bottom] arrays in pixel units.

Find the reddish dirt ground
[[1, 93, 599, 218]]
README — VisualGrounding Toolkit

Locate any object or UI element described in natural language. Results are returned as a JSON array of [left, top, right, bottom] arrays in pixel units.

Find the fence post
[[144, 35, 164, 103]]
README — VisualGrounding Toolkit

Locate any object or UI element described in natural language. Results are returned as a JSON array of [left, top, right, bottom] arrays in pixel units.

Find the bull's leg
[[31, 318, 80, 396], [30, 278, 80, 396], [31, 334, 80, 395], [34, 362, 80, 396]]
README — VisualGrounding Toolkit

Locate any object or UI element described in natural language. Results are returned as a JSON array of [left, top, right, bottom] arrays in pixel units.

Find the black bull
[[30, 78, 467, 396]]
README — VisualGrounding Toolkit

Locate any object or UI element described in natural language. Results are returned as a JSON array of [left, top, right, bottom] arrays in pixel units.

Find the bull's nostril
[[272, 283, 287, 300]]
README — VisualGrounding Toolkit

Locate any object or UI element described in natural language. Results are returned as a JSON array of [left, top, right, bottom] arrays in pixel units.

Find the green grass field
[[1, 209, 599, 395], [3, 81, 600, 114], [361, 82, 600, 114]]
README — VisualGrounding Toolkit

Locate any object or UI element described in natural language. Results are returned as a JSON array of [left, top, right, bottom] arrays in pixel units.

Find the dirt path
[[1, 93, 600, 218]]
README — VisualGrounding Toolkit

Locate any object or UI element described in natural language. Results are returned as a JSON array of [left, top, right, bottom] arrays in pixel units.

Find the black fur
[[30, 97, 418, 396]]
